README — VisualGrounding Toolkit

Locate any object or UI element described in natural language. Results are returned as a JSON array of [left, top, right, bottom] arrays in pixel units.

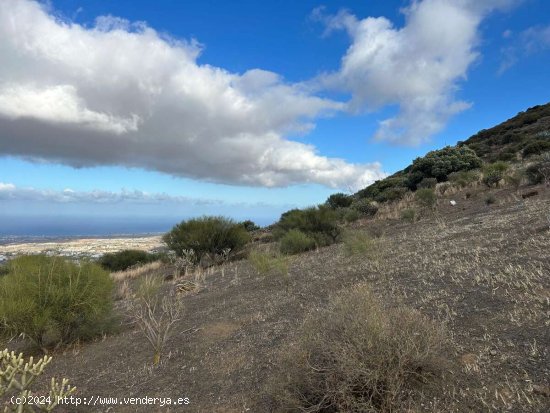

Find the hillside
[[16, 183, 550, 412]]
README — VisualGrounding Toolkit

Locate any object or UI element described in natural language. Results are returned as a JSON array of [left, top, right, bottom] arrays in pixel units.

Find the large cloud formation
[[317, 0, 518, 145], [0, 0, 384, 190]]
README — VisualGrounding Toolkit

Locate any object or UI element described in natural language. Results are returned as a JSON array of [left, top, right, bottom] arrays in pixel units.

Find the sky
[[0, 0, 549, 235]]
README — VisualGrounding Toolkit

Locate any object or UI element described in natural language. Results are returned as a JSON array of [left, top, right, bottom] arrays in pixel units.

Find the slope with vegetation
[[0, 103, 549, 412]]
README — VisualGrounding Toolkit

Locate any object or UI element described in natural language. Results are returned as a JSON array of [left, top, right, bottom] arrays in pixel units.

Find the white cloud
[[0, 0, 384, 190], [316, 0, 518, 145], [0, 181, 217, 204], [499, 24, 550, 73]]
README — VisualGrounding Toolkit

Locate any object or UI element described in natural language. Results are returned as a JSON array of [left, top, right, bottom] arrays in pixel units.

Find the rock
[[521, 190, 538, 199], [450, 200, 457, 206]]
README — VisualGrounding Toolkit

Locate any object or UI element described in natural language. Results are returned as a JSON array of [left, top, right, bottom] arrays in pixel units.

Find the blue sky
[[0, 0, 549, 234]]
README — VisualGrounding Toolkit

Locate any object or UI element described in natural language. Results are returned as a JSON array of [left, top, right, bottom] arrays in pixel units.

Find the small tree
[[325, 193, 353, 209]]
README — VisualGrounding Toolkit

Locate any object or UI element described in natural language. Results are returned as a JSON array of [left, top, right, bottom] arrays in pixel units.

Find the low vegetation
[[0, 255, 114, 349], [1, 349, 75, 412], [279, 229, 315, 255], [99, 249, 160, 272], [272, 284, 447, 412]]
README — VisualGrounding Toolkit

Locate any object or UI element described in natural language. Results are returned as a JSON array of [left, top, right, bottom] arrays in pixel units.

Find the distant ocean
[[0, 215, 275, 245]]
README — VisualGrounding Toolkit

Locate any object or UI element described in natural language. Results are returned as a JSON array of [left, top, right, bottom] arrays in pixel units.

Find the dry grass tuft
[[110, 260, 163, 282], [270, 283, 448, 412]]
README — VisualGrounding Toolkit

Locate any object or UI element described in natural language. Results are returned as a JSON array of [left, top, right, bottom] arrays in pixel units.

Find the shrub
[[337, 207, 361, 223], [274, 206, 340, 247], [401, 208, 416, 222], [0, 255, 114, 348], [248, 250, 289, 279], [375, 186, 408, 203], [356, 176, 407, 200], [525, 153, 550, 185], [279, 230, 316, 255], [411, 145, 482, 182], [448, 170, 480, 187], [325, 193, 353, 209], [415, 188, 437, 209], [522, 140, 550, 157], [351, 198, 378, 217], [129, 275, 183, 365], [485, 194, 496, 205], [163, 216, 250, 262], [99, 249, 159, 272], [482, 162, 509, 187], [272, 284, 447, 412], [342, 231, 377, 258], [1, 349, 75, 412], [240, 220, 260, 232], [417, 177, 437, 189]]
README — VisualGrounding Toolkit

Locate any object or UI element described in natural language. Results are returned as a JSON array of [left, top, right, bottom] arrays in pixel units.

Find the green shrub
[[342, 231, 378, 258], [279, 230, 316, 255], [356, 177, 407, 200], [325, 193, 353, 209], [485, 194, 496, 205], [272, 284, 447, 412], [401, 208, 416, 222], [351, 198, 378, 217], [248, 250, 289, 279], [448, 170, 480, 187], [240, 220, 260, 232], [163, 216, 250, 261], [375, 186, 408, 203], [338, 207, 361, 223], [482, 162, 509, 187], [274, 206, 340, 247], [522, 140, 550, 157], [417, 177, 437, 189], [411, 145, 482, 182], [415, 188, 437, 209], [0, 255, 114, 348], [99, 249, 159, 272]]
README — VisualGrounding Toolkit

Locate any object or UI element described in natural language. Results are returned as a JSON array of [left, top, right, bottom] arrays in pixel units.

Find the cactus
[[0, 349, 75, 412]]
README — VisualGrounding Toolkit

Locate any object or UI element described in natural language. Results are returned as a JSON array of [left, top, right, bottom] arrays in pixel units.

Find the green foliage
[[415, 188, 437, 209], [482, 162, 509, 187], [356, 177, 407, 200], [99, 249, 159, 272], [1, 349, 76, 412], [342, 231, 377, 257], [401, 208, 416, 223], [522, 140, 550, 157], [274, 206, 340, 248], [351, 199, 378, 217], [411, 146, 482, 182], [279, 230, 316, 255], [240, 220, 260, 232], [0, 255, 114, 348], [336, 207, 360, 223], [248, 250, 289, 279], [417, 177, 437, 189], [163, 216, 250, 261], [325, 193, 353, 209], [448, 170, 480, 187]]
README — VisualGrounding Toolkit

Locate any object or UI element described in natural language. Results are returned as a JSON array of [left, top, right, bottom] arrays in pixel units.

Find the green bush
[[325, 193, 353, 209], [272, 284, 447, 412], [410, 145, 482, 182], [0, 255, 114, 348], [99, 249, 159, 272], [401, 208, 416, 223], [163, 216, 250, 261], [417, 177, 437, 189], [482, 162, 509, 187], [338, 207, 361, 223], [485, 194, 496, 205], [448, 170, 480, 187], [356, 177, 407, 200], [240, 220, 260, 232], [274, 206, 340, 247], [522, 140, 550, 157], [415, 188, 437, 209], [351, 198, 378, 217], [279, 230, 316, 255]]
